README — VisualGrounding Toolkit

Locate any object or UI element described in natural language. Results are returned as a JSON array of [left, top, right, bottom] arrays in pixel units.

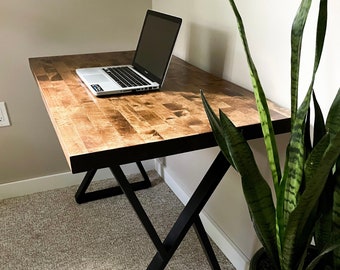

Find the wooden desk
[[29, 51, 290, 269]]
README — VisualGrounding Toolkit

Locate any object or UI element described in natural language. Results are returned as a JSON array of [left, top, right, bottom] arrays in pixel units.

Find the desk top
[[29, 51, 290, 173]]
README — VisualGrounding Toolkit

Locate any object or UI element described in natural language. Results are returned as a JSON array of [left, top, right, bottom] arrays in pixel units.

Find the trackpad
[[84, 74, 110, 84]]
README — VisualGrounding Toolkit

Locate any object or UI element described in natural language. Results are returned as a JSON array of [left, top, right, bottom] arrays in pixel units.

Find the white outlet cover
[[0, 102, 10, 127]]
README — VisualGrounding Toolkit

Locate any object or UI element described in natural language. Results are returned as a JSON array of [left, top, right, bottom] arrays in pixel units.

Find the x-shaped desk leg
[[109, 151, 230, 270], [75, 161, 151, 204], [146, 151, 230, 269]]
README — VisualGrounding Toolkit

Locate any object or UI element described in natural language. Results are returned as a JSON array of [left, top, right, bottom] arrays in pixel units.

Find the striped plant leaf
[[290, 0, 313, 123], [227, 0, 281, 196], [313, 0, 328, 74], [282, 89, 340, 268], [329, 89, 340, 268], [280, 85, 311, 231], [326, 89, 340, 267], [283, 131, 340, 269], [313, 99, 330, 254], [281, 0, 328, 232], [282, 0, 312, 226], [312, 89, 340, 263], [202, 0, 337, 268], [218, 110, 279, 267], [201, 91, 235, 167], [202, 90, 279, 266]]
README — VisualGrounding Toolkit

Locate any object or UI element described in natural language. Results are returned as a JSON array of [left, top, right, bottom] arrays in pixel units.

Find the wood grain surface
[[29, 51, 290, 173]]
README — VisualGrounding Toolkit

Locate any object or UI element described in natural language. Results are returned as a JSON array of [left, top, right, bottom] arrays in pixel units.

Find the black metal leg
[[75, 169, 97, 204], [109, 165, 168, 257], [136, 161, 150, 185], [75, 162, 151, 204], [147, 151, 230, 270], [75, 153, 230, 270], [193, 216, 221, 270]]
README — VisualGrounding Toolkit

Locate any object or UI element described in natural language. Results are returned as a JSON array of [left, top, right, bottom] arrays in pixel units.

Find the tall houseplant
[[201, 0, 340, 269]]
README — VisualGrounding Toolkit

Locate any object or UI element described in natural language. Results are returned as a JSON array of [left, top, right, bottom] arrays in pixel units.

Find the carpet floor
[[0, 170, 236, 270]]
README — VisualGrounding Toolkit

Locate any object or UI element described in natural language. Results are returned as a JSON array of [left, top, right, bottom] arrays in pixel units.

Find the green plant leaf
[[202, 90, 280, 266], [227, 0, 281, 200], [282, 0, 316, 229], [201, 91, 235, 167], [306, 241, 340, 270], [314, 172, 333, 251], [218, 110, 280, 267], [282, 0, 328, 234], [307, 93, 328, 251], [283, 130, 340, 269], [313, 0, 328, 74], [205, 0, 336, 269], [333, 157, 340, 268], [285, 88, 340, 267], [326, 89, 340, 138], [281, 86, 311, 229], [312, 91, 327, 146], [326, 89, 340, 267], [290, 0, 313, 123]]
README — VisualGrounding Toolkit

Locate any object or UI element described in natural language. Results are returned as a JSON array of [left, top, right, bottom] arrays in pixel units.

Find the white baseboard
[[154, 160, 249, 270], [0, 161, 154, 200]]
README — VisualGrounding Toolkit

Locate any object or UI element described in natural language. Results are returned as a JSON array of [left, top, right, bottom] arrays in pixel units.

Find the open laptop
[[76, 10, 182, 96]]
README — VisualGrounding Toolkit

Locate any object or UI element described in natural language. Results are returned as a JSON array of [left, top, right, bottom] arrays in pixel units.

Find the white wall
[[0, 0, 152, 184], [153, 0, 340, 269]]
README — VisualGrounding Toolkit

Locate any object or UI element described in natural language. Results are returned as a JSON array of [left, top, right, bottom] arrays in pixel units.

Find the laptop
[[76, 10, 182, 96]]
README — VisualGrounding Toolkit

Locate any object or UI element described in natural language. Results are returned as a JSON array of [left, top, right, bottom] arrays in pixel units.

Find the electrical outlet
[[0, 102, 10, 127]]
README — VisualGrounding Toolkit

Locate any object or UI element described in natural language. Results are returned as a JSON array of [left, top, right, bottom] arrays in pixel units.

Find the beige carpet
[[0, 170, 235, 270]]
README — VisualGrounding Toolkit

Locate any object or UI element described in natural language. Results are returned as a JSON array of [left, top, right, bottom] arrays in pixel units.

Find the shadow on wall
[[186, 23, 231, 78]]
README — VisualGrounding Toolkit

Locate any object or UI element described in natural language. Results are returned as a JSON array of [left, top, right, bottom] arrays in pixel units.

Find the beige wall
[[2, 0, 339, 267], [153, 0, 339, 111], [0, 0, 152, 184], [153, 0, 340, 267]]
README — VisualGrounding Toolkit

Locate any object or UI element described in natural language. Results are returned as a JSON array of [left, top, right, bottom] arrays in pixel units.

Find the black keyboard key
[[103, 67, 151, 88]]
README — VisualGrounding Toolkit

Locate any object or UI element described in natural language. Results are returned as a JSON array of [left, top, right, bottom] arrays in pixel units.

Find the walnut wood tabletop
[[29, 51, 289, 173]]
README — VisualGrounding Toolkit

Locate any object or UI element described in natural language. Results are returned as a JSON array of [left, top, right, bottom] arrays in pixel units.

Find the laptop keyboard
[[103, 66, 151, 88]]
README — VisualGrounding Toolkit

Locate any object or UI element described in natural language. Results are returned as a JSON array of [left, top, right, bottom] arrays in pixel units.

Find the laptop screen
[[132, 10, 182, 85]]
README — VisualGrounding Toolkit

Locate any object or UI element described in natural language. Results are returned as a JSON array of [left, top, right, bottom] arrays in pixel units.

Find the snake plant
[[201, 0, 340, 269]]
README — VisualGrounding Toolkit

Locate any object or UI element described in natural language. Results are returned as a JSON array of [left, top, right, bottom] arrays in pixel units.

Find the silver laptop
[[76, 10, 182, 96]]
